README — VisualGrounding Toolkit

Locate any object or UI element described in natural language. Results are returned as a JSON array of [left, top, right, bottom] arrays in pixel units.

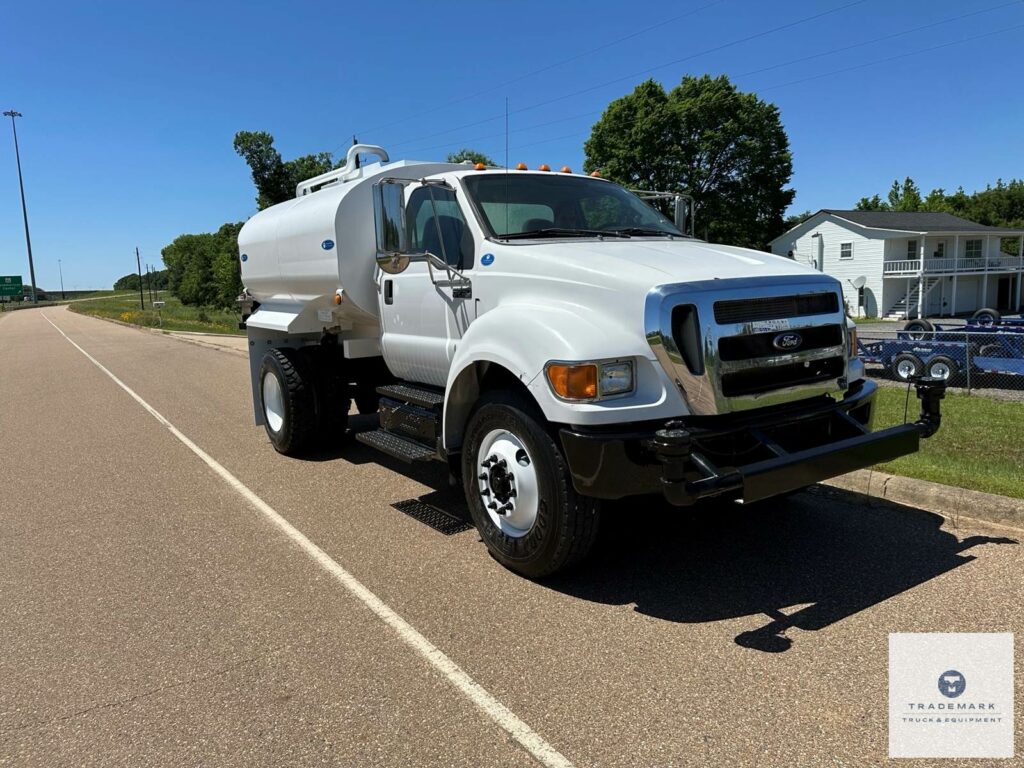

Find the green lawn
[[69, 294, 244, 335], [872, 386, 1024, 499]]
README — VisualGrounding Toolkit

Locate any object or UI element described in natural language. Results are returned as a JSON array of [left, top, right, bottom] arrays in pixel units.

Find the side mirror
[[674, 195, 694, 238], [374, 179, 411, 274]]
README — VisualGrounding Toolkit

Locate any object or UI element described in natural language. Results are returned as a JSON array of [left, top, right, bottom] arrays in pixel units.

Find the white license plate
[[750, 319, 791, 333]]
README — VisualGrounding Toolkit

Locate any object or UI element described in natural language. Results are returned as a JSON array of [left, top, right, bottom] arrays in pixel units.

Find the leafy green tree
[[114, 270, 169, 291], [162, 222, 244, 308], [584, 75, 795, 249], [855, 194, 888, 211], [783, 210, 814, 230], [887, 177, 922, 211], [233, 131, 335, 209], [447, 149, 497, 166]]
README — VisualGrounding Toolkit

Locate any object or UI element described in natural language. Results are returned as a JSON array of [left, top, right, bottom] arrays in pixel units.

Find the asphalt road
[[2, 306, 1021, 767]]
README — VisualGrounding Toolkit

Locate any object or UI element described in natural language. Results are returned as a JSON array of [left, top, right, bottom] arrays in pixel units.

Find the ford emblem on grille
[[773, 332, 803, 351]]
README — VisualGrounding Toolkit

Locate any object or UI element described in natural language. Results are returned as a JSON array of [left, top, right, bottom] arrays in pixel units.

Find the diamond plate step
[[354, 429, 437, 462], [377, 383, 445, 410]]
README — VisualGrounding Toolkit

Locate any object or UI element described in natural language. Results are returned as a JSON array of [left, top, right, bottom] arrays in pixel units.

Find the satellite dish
[[851, 275, 867, 289]]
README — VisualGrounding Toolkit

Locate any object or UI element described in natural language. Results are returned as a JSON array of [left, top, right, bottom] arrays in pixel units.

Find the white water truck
[[238, 144, 945, 577]]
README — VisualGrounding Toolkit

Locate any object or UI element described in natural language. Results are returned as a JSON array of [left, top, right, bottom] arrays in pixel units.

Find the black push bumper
[[559, 378, 945, 506]]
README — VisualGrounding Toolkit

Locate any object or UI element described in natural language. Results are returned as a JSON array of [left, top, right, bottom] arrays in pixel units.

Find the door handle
[[384, 279, 394, 305]]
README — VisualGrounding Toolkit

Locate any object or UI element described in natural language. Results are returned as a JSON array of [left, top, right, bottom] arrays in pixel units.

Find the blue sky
[[3, 0, 1023, 289]]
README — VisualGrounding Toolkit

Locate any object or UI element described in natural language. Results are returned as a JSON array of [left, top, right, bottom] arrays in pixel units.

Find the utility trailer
[[858, 333, 1024, 382], [238, 144, 945, 578]]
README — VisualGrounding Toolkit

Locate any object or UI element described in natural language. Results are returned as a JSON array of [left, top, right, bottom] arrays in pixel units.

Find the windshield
[[462, 174, 682, 239]]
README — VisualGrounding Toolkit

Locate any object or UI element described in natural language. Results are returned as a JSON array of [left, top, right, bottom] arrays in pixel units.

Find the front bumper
[[559, 378, 945, 506]]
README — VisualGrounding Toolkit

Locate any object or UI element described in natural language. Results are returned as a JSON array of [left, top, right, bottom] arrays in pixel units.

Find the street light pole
[[58, 258, 65, 300], [4, 110, 38, 304]]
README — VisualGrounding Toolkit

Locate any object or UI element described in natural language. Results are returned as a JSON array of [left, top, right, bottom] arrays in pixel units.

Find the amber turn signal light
[[546, 363, 598, 400]]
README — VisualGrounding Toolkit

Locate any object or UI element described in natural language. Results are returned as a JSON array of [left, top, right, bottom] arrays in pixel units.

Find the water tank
[[239, 151, 458, 332]]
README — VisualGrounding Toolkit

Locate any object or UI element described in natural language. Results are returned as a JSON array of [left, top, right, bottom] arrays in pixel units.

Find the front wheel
[[461, 391, 600, 578]]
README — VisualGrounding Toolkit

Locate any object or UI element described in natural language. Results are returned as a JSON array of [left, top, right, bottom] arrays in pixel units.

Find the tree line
[[113, 269, 169, 292], [784, 177, 1024, 251]]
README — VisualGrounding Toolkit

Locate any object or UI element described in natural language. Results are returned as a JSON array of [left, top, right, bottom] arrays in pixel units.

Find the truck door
[[377, 184, 474, 387]]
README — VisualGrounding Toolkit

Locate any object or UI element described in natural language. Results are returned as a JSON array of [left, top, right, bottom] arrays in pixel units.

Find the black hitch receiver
[[913, 375, 945, 438], [650, 378, 946, 507]]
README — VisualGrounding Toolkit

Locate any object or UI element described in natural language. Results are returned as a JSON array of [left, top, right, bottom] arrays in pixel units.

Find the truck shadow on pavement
[[546, 486, 1016, 653], [314, 425, 1017, 654]]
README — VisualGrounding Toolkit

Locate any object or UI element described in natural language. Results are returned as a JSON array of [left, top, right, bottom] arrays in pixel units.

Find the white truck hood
[[520, 238, 818, 290]]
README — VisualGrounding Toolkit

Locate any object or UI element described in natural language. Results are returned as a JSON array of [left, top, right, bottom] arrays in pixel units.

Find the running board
[[376, 383, 444, 409], [355, 429, 438, 462]]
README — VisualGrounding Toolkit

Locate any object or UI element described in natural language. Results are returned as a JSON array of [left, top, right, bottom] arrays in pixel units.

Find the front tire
[[461, 391, 600, 578]]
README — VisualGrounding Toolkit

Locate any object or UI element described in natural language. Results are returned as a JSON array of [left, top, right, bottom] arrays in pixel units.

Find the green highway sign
[[0, 276, 24, 297]]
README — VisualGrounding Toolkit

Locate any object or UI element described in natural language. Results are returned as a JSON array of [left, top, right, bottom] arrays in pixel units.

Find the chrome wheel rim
[[476, 429, 539, 538], [263, 371, 285, 433], [929, 361, 952, 380], [896, 360, 916, 380]]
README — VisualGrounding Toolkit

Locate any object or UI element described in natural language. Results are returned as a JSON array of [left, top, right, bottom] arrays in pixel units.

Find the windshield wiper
[[606, 227, 678, 237], [497, 227, 630, 240]]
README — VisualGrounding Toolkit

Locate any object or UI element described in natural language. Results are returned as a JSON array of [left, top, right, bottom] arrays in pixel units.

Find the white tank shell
[[239, 159, 460, 330]]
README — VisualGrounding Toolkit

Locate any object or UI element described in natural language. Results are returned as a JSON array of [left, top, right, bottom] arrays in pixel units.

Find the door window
[[407, 186, 473, 268]]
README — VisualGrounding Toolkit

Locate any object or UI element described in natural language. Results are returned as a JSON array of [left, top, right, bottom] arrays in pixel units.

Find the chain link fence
[[857, 324, 1024, 397]]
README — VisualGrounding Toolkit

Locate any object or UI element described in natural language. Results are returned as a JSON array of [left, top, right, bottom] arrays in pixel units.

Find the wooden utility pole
[[136, 247, 145, 310]]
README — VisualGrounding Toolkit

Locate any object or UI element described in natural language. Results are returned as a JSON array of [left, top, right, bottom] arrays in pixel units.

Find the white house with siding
[[769, 210, 1024, 319]]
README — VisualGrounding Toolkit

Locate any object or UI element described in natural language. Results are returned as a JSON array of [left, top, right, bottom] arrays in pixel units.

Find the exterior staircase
[[884, 277, 941, 320]]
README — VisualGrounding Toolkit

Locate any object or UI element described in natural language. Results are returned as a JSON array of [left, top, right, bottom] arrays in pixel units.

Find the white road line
[[43, 313, 574, 768]]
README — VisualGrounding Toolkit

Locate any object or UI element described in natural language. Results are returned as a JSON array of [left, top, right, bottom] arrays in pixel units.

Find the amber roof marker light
[[474, 162, 486, 170], [516, 162, 528, 170], [590, 170, 602, 177], [561, 166, 572, 173], [538, 164, 550, 172]]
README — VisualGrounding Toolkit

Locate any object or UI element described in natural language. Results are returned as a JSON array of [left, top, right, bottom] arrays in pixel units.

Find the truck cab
[[239, 144, 945, 578]]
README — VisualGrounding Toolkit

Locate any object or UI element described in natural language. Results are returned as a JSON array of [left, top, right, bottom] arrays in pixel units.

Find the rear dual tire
[[259, 347, 350, 455]]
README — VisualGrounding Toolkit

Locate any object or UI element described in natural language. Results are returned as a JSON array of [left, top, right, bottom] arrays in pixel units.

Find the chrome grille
[[718, 324, 843, 361], [645, 276, 849, 415], [721, 357, 845, 398], [714, 292, 838, 324]]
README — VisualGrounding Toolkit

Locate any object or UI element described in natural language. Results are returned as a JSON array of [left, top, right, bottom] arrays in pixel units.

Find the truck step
[[377, 383, 445, 410], [355, 429, 437, 463]]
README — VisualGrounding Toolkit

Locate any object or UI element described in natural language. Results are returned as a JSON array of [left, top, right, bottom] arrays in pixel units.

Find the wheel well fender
[[442, 303, 644, 452]]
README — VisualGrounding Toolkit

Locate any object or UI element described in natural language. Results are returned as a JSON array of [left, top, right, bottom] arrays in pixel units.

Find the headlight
[[599, 361, 634, 395], [545, 359, 634, 401]]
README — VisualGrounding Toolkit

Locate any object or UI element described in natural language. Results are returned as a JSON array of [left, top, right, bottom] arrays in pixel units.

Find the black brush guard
[[559, 378, 945, 506]]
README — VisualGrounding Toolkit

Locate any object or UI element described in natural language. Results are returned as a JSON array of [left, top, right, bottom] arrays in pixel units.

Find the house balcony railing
[[883, 255, 1023, 276]]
